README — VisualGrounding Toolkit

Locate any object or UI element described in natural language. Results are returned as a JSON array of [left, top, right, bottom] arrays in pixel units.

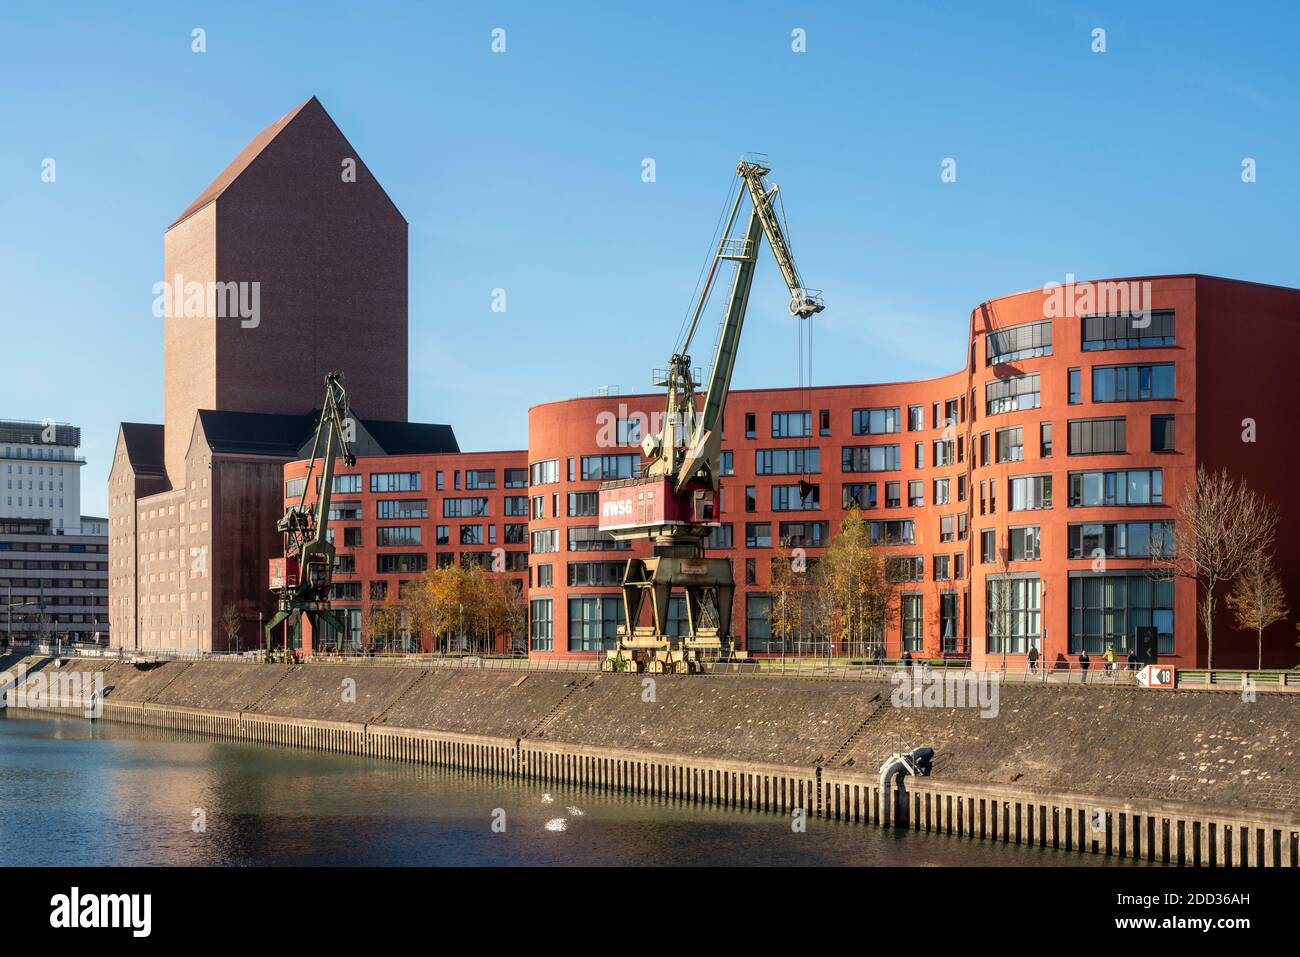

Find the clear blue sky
[[2, 1, 1297, 517]]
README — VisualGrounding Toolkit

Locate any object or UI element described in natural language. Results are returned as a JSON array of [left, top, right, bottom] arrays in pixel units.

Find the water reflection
[[0, 715, 1150, 867]]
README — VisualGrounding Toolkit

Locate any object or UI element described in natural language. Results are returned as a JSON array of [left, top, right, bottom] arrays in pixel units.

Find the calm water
[[0, 714, 1147, 867]]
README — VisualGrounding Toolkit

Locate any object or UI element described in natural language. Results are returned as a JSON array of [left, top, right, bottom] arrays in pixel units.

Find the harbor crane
[[264, 372, 356, 660], [596, 157, 824, 673]]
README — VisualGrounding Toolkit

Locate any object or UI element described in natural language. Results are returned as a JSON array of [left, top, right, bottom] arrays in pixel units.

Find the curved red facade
[[288, 275, 1300, 668]]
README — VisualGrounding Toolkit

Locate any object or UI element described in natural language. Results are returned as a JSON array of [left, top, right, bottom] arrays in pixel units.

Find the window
[[705, 523, 734, 548], [884, 482, 901, 508], [530, 598, 553, 652], [772, 411, 810, 438], [530, 459, 559, 485], [460, 524, 484, 545], [505, 495, 529, 517], [536, 564, 553, 588], [745, 486, 756, 512], [1068, 521, 1174, 559], [933, 554, 951, 581], [986, 576, 1041, 654], [819, 409, 830, 436], [908, 480, 924, 507], [851, 407, 900, 435], [370, 472, 420, 493], [841, 445, 901, 473], [1151, 415, 1175, 452], [615, 417, 643, 446], [1070, 574, 1174, 655], [464, 469, 496, 489], [979, 432, 990, 467], [435, 525, 449, 546], [720, 450, 734, 475], [377, 526, 421, 546], [530, 528, 559, 553], [343, 527, 362, 548], [886, 556, 923, 583], [581, 454, 639, 481], [745, 558, 756, 585], [563, 561, 616, 588], [328, 502, 363, 521], [933, 478, 950, 505], [1092, 363, 1175, 402], [285, 477, 306, 499], [444, 497, 489, 517], [567, 491, 598, 516], [1068, 469, 1163, 507], [995, 426, 1023, 463], [987, 319, 1052, 365], [1082, 310, 1175, 351], [772, 484, 819, 511], [1008, 525, 1040, 561], [779, 521, 829, 548], [377, 499, 427, 520], [842, 483, 877, 509], [531, 496, 545, 520], [869, 520, 914, 545], [1008, 474, 1052, 511], [568, 526, 627, 552], [954, 553, 965, 580], [504, 523, 528, 544], [980, 529, 997, 564], [939, 514, 955, 543], [568, 596, 624, 652], [746, 594, 777, 652], [505, 468, 527, 488], [756, 448, 819, 474], [907, 405, 924, 432], [1068, 368, 1081, 405], [1040, 421, 1053, 458], [745, 413, 756, 439], [901, 595, 923, 652], [746, 522, 772, 548], [1068, 417, 1126, 455], [436, 471, 445, 491], [377, 553, 427, 574], [932, 439, 954, 467], [986, 373, 1041, 415]]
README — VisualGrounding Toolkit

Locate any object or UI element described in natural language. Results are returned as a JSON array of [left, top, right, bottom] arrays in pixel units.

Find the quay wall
[[4, 656, 1298, 866]]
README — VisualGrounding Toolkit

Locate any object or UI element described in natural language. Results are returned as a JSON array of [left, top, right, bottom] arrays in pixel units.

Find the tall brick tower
[[162, 95, 408, 482], [109, 97, 450, 654]]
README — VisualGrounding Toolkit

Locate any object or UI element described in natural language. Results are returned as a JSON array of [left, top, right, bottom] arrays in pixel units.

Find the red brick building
[[109, 97, 447, 653], [289, 275, 1299, 669]]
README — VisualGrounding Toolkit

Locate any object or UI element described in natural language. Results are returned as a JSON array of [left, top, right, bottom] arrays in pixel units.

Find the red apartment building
[[285, 275, 1299, 670]]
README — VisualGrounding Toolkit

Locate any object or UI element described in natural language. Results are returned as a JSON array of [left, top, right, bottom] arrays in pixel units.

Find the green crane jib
[[596, 157, 824, 674], [263, 372, 356, 660]]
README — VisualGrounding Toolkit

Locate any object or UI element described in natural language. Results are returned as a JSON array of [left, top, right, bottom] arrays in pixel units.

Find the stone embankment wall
[[4, 656, 1297, 866]]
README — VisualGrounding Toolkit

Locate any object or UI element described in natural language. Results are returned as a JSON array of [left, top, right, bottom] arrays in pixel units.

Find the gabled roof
[[168, 95, 405, 230], [361, 419, 460, 455], [195, 409, 316, 457], [191, 409, 459, 459], [119, 423, 166, 476]]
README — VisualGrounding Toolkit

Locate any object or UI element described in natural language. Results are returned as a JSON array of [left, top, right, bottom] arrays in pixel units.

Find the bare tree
[[1225, 550, 1290, 670], [219, 603, 245, 652], [1150, 466, 1278, 669]]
